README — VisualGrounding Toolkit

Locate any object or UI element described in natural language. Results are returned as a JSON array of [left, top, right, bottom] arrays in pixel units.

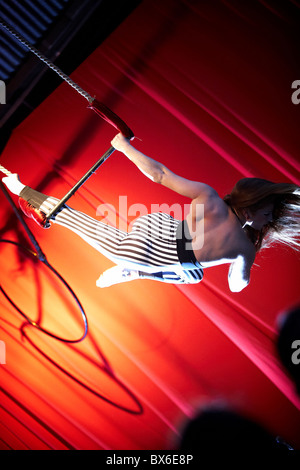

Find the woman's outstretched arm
[[111, 133, 217, 200]]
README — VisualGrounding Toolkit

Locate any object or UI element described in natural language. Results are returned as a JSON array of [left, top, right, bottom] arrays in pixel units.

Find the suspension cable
[[0, 18, 94, 104]]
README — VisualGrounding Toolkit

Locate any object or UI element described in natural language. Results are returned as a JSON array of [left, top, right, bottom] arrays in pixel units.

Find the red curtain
[[0, 0, 300, 450]]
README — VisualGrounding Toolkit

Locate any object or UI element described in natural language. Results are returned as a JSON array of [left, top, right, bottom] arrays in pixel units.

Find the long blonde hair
[[223, 178, 300, 252]]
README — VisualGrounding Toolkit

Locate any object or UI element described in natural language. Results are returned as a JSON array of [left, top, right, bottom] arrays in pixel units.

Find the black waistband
[[176, 220, 202, 270]]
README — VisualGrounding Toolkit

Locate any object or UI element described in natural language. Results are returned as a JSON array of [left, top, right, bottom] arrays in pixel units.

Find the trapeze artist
[[2, 133, 299, 291]]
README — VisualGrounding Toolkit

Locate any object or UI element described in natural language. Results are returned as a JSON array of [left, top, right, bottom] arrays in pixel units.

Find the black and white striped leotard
[[20, 187, 204, 284]]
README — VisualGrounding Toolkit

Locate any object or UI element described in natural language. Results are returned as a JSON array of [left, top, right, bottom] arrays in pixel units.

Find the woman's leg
[[20, 188, 136, 267], [2, 176, 203, 285], [10, 183, 180, 271]]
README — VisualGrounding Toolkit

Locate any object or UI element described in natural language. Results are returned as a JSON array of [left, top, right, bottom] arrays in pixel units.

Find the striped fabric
[[23, 188, 203, 284]]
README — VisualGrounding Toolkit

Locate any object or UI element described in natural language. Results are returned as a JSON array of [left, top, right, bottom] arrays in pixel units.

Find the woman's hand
[[111, 133, 132, 153]]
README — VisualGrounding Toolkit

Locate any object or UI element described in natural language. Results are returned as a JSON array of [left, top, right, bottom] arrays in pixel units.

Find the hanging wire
[[0, 181, 88, 343]]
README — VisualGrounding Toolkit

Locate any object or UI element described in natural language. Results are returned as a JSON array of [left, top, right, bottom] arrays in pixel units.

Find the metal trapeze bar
[[46, 145, 115, 222]]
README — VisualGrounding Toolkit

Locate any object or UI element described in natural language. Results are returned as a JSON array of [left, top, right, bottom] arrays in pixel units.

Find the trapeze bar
[[46, 145, 115, 221]]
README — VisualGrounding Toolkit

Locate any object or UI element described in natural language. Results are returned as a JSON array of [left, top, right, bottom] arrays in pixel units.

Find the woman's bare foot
[[96, 266, 140, 288]]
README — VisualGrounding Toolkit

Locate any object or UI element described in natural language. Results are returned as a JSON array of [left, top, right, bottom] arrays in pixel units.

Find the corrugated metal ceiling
[[0, 0, 70, 81]]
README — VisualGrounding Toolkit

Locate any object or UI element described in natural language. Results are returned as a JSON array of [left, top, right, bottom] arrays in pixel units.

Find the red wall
[[0, 0, 299, 450]]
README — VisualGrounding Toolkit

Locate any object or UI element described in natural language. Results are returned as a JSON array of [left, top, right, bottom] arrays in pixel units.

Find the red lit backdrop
[[0, 0, 300, 450]]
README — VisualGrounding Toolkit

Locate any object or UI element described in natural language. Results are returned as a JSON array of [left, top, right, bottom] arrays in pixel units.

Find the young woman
[[2, 133, 300, 291]]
